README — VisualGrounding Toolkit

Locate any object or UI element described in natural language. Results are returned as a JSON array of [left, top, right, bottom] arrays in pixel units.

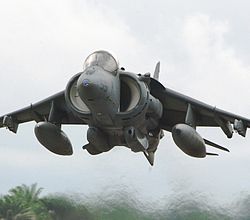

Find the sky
[[0, 0, 250, 210]]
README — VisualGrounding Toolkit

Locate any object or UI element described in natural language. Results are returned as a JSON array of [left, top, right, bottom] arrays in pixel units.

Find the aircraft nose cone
[[82, 79, 91, 87], [77, 75, 99, 101], [80, 78, 97, 92]]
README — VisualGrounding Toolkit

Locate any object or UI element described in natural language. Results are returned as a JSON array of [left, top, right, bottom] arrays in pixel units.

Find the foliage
[[88, 196, 231, 220], [1, 183, 249, 220], [0, 184, 92, 220], [0, 183, 47, 220], [41, 195, 92, 220]]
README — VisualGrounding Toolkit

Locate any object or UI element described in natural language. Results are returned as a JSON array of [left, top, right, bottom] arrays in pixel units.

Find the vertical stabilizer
[[153, 62, 160, 80]]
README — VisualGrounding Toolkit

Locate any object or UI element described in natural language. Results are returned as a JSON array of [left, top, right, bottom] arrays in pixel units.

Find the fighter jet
[[0, 50, 250, 166]]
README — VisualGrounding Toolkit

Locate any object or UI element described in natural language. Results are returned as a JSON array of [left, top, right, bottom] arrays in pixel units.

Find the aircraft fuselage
[[64, 52, 163, 162]]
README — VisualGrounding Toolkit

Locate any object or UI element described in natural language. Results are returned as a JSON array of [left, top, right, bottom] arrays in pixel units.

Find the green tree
[[41, 195, 93, 220], [0, 184, 93, 220], [0, 183, 51, 220]]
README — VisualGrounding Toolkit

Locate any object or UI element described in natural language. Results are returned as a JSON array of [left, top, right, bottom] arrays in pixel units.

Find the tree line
[[1, 183, 250, 220], [0, 183, 92, 220]]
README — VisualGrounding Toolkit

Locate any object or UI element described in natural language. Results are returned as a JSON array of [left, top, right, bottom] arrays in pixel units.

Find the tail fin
[[206, 152, 219, 156], [153, 62, 160, 80], [204, 139, 230, 152]]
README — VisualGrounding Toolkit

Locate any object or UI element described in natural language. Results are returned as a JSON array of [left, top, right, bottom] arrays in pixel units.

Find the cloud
[[153, 14, 250, 118], [180, 15, 250, 112], [0, 0, 149, 113]]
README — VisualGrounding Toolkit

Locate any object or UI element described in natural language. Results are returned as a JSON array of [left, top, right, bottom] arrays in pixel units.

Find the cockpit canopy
[[83, 51, 119, 73]]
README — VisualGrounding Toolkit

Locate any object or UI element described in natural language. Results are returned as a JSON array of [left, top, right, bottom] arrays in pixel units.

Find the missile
[[34, 122, 73, 155], [172, 124, 206, 158]]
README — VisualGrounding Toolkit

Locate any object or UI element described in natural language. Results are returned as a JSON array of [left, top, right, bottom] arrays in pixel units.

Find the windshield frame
[[83, 51, 119, 73]]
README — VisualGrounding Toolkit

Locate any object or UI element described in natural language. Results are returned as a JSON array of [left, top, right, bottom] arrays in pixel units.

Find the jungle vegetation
[[0, 183, 248, 220]]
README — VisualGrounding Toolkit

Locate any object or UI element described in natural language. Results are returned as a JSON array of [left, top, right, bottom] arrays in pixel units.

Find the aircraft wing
[[0, 91, 83, 133], [150, 79, 250, 138]]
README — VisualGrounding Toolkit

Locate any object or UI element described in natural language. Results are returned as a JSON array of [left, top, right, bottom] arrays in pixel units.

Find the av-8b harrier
[[0, 51, 250, 165]]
